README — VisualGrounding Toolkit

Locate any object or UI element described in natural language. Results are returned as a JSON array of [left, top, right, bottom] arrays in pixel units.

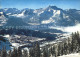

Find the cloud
[[50, 23, 80, 33], [64, 24, 80, 33]]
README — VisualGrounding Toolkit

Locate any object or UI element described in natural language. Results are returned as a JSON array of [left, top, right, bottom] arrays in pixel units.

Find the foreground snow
[[59, 53, 80, 57]]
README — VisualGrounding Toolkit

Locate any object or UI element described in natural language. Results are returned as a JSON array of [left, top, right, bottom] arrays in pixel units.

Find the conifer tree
[[0, 49, 1, 57], [8, 50, 12, 57], [29, 48, 35, 57], [54, 45, 58, 57], [1, 47, 7, 57], [43, 48, 48, 57], [11, 48, 18, 57], [17, 47, 22, 57], [34, 42, 41, 57], [23, 49, 28, 57]]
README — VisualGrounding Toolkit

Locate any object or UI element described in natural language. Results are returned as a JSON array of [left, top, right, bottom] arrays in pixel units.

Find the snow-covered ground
[[59, 53, 80, 57], [3, 32, 69, 49], [3, 35, 46, 48]]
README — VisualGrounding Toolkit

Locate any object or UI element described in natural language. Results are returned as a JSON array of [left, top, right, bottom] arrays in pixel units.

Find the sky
[[0, 0, 80, 10]]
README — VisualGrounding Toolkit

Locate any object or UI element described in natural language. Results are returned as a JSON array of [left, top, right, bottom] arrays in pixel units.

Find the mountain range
[[0, 6, 80, 28]]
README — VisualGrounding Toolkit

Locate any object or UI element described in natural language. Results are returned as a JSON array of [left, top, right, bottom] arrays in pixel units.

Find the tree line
[[0, 32, 80, 57]]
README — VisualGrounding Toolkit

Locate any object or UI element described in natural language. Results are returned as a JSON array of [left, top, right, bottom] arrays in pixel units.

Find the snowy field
[[59, 53, 80, 57]]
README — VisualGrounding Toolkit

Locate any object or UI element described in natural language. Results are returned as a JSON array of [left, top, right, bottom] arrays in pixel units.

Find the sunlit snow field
[[59, 53, 80, 57]]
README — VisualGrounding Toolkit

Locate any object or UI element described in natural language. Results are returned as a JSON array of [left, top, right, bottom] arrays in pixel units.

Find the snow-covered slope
[[0, 12, 8, 26], [59, 53, 80, 57], [0, 6, 80, 27]]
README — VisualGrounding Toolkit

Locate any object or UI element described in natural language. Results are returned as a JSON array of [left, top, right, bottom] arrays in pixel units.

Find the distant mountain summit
[[47, 6, 62, 10], [0, 6, 80, 27]]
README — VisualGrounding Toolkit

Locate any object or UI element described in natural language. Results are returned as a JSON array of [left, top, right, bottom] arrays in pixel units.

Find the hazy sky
[[0, 0, 80, 10]]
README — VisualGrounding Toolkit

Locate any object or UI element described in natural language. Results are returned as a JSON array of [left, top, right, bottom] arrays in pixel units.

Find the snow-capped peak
[[4, 8, 8, 11], [11, 10, 26, 17]]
